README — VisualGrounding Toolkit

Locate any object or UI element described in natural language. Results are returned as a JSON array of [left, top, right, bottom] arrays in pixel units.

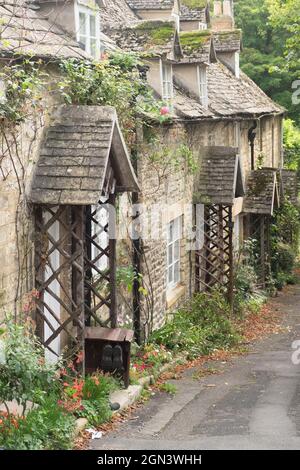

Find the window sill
[[166, 284, 186, 310]]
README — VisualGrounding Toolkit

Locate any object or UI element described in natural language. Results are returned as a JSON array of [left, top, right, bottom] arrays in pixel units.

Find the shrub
[[273, 242, 296, 274], [0, 395, 76, 450], [150, 290, 239, 358], [0, 319, 60, 412]]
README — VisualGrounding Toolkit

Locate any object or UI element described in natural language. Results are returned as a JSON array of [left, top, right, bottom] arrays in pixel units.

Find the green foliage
[[150, 290, 240, 358], [235, 0, 300, 124], [158, 382, 177, 395], [272, 200, 300, 252], [179, 30, 211, 51], [0, 60, 45, 122], [58, 53, 172, 143], [283, 119, 300, 172], [146, 141, 198, 173], [0, 320, 60, 411], [181, 0, 207, 9], [74, 374, 118, 427], [0, 395, 76, 450]]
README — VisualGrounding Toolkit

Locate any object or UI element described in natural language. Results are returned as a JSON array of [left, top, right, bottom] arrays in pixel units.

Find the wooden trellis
[[248, 214, 271, 288], [34, 205, 85, 357], [30, 105, 139, 359], [84, 194, 117, 330], [195, 204, 234, 305], [34, 198, 117, 357]]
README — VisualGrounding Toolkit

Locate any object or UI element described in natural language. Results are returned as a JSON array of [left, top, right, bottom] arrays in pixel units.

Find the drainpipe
[[248, 121, 257, 170]]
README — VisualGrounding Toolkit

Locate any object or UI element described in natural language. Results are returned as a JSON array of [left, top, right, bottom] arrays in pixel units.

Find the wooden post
[[228, 206, 234, 309], [109, 193, 117, 329]]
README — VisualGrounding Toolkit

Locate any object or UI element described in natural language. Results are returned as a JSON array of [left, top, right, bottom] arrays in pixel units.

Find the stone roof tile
[[180, 1, 208, 21], [194, 146, 244, 205], [29, 105, 139, 205], [126, 0, 174, 10], [243, 168, 279, 215], [0, 2, 89, 60], [213, 29, 242, 53]]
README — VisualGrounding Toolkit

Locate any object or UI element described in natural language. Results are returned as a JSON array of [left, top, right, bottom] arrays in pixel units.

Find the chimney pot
[[223, 0, 232, 17], [214, 1, 222, 16]]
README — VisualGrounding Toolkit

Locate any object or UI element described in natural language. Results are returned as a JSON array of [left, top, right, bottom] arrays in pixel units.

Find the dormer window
[[198, 65, 208, 108], [161, 62, 173, 101], [75, 3, 101, 59]]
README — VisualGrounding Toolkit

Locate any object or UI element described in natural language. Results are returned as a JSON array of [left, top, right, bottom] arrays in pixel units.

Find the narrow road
[[92, 286, 300, 450]]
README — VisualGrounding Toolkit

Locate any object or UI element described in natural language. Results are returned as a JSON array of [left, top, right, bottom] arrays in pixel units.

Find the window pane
[[79, 12, 86, 35], [90, 39, 96, 57], [168, 244, 173, 265], [90, 15, 96, 37], [79, 35, 87, 48], [168, 266, 173, 284], [168, 222, 173, 242], [174, 261, 180, 283], [174, 240, 180, 262]]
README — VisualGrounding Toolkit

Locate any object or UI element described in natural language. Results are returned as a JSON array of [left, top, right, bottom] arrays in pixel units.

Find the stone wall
[[132, 114, 283, 332]]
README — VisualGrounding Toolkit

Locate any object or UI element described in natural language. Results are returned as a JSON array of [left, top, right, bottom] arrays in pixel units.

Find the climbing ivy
[[58, 53, 172, 146], [0, 59, 45, 123]]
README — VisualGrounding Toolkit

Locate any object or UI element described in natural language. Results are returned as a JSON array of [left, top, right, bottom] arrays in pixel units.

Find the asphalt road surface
[[91, 285, 300, 450]]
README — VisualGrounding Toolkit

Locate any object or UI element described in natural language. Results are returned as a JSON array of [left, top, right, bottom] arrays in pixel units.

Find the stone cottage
[[101, 0, 297, 336], [0, 0, 139, 359], [0, 0, 297, 356]]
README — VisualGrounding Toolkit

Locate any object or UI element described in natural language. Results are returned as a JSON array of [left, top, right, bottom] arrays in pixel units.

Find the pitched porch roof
[[29, 105, 139, 205], [279, 169, 299, 205], [243, 168, 280, 215], [194, 146, 245, 205]]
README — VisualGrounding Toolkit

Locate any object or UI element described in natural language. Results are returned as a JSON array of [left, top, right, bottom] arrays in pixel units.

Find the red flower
[[160, 106, 170, 116]]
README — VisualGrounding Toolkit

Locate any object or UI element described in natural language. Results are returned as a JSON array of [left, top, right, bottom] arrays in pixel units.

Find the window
[[199, 22, 207, 30], [76, 4, 100, 58], [167, 217, 181, 289], [0, 80, 6, 104], [198, 65, 208, 108], [161, 62, 173, 101]]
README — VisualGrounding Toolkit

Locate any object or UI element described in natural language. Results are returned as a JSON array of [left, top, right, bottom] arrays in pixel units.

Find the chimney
[[211, 0, 234, 31], [214, 1, 222, 16]]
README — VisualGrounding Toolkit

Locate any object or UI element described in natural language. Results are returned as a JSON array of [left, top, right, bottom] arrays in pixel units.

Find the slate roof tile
[[243, 168, 279, 215], [29, 105, 139, 205], [194, 146, 244, 205], [0, 1, 89, 60]]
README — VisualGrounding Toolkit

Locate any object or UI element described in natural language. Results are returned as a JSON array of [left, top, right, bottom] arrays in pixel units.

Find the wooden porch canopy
[[194, 147, 245, 303], [243, 168, 280, 288], [30, 105, 139, 204], [243, 168, 280, 216], [28, 105, 139, 357], [279, 169, 299, 206]]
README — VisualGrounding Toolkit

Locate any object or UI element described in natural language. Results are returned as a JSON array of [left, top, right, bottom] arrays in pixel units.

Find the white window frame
[[0, 80, 6, 104], [199, 22, 207, 30], [198, 65, 208, 108], [234, 52, 240, 79], [75, 2, 101, 59], [167, 217, 182, 290], [161, 61, 173, 102]]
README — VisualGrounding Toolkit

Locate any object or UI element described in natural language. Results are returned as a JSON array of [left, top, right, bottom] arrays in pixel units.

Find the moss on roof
[[214, 29, 242, 39], [181, 0, 207, 10], [179, 30, 211, 51], [134, 21, 174, 45]]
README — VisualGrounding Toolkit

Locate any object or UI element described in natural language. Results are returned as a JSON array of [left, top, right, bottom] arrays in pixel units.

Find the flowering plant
[[130, 344, 173, 379]]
